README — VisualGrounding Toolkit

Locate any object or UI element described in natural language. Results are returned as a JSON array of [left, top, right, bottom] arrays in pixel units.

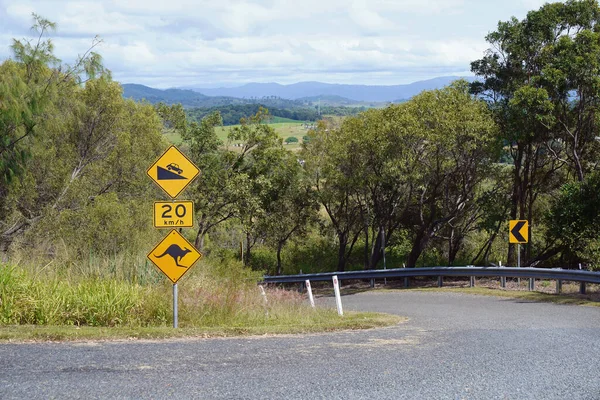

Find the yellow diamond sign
[[147, 145, 200, 198], [147, 229, 202, 283]]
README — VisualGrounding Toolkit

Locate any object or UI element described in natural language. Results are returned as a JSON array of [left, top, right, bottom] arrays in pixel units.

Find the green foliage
[[285, 136, 299, 144], [187, 104, 318, 125], [304, 80, 499, 269], [546, 171, 600, 269], [471, 0, 600, 265]]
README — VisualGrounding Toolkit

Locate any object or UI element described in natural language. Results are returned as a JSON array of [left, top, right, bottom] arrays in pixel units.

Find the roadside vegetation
[[2, 1, 600, 336], [0, 258, 400, 340]]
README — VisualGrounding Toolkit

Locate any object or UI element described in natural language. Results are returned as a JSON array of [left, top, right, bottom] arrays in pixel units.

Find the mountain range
[[122, 76, 475, 106], [183, 76, 474, 102]]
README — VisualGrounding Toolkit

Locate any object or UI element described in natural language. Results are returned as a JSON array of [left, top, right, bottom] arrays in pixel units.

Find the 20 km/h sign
[[153, 201, 194, 228], [147, 229, 202, 284], [147, 145, 200, 198], [509, 220, 529, 244]]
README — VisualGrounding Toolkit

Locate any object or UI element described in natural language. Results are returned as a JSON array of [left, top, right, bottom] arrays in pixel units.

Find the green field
[[163, 120, 311, 150], [217, 121, 309, 150]]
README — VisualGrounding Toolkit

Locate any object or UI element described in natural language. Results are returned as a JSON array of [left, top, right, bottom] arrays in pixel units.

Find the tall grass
[[0, 256, 341, 329], [0, 265, 169, 326]]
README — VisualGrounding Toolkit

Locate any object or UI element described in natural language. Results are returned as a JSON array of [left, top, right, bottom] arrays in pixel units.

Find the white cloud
[[0, 0, 553, 87]]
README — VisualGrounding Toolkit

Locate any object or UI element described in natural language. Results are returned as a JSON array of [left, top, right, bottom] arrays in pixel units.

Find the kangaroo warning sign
[[147, 229, 202, 283], [147, 145, 200, 198]]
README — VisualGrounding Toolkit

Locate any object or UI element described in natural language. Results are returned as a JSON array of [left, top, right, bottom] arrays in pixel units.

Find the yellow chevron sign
[[509, 220, 528, 244]]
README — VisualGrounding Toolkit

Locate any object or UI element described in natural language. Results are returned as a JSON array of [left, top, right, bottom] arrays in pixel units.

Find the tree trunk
[[363, 225, 369, 270], [194, 229, 206, 251], [448, 228, 462, 266], [276, 241, 284, 275], [245, 232, 252, 266], [406, 227, 429, 268], [368, 226, 385, 269], [195, 217, 209, 250], [337, 232, 348, 272]]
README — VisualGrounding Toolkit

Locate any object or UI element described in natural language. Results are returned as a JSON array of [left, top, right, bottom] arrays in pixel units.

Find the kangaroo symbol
[[154, 244, 192, 268]]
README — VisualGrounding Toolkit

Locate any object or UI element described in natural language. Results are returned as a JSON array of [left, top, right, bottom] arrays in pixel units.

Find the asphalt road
[[2, 291, 600, 399]]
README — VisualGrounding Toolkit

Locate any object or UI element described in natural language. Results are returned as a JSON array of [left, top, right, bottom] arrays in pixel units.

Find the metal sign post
[[173, 283, 178, 328], [381, 228, 387, 285], [509, 220, 528, 287], [517, 243, 521, 286], [147, 145, 203, 329]]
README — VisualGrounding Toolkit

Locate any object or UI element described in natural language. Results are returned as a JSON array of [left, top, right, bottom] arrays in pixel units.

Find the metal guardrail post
[[529, 278, 534, 291], [262, 267, 600, 290], [370, 279, 375, 288], [438, 276, 443, 287], [556, 279, 562, 294], [404, 277, 409, 288], [580, 282, 586, 294]]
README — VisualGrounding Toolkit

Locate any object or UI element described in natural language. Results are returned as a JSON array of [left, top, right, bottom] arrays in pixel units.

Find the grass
[[161, 121, 310, 150], [0, 312, 401, 342], [408, 286, 600, 307], [215, 121, 308, 150], [0, 260, 402, 342]]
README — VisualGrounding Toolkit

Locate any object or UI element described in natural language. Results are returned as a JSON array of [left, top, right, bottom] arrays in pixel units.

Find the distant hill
[[122, 84, 314, 109], [122, 84, 211, 107], [184, 77, 475, 103], [297, 94, 359, 104]]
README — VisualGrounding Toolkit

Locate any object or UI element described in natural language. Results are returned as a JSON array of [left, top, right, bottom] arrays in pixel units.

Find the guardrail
[[262, 266, 600, 294]]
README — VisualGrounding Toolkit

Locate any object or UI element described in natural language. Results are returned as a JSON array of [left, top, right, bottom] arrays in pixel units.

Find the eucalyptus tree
[[546, 170, 600, 269], [333, 107, 418, 270], [0, 15, 142, 255], [184, 107, 291, 258], [256, 151, 319, 275], [303, 121, 365, 271], [471, 0, 600, 264], [304, 81, 498, 270], [399, 81, 499, 267]]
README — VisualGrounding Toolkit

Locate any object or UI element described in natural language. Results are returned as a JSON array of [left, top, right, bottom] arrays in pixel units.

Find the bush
[[285, 136, 299, 144]]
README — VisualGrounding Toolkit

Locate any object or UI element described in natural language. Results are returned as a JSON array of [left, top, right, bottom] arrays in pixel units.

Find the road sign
[[147, 145, 200, 198], [509, 220, 529, 243], [153, 201, 194, 228], [147, 229, 202, 283]]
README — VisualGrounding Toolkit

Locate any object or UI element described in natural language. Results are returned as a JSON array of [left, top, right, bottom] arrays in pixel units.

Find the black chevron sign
[[509, 220, 529, 243]]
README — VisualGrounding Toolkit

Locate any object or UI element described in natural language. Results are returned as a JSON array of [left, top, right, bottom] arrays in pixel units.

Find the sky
[[0, 0, 550, 88]]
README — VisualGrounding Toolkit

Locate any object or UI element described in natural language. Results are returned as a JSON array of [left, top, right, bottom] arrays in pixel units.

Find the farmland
[[164, 119, 312, 150]]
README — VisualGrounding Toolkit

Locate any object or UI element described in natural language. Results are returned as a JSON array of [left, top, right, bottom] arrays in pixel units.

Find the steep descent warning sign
[[147, 229, 202, 283], [147, 145, 200, 198]]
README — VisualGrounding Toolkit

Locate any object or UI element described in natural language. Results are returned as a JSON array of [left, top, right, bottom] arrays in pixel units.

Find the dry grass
[[0, 258, 401, 342]]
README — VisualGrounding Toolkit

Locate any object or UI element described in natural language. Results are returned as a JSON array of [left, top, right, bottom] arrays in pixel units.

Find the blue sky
[[0, 0, 550, 88]]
